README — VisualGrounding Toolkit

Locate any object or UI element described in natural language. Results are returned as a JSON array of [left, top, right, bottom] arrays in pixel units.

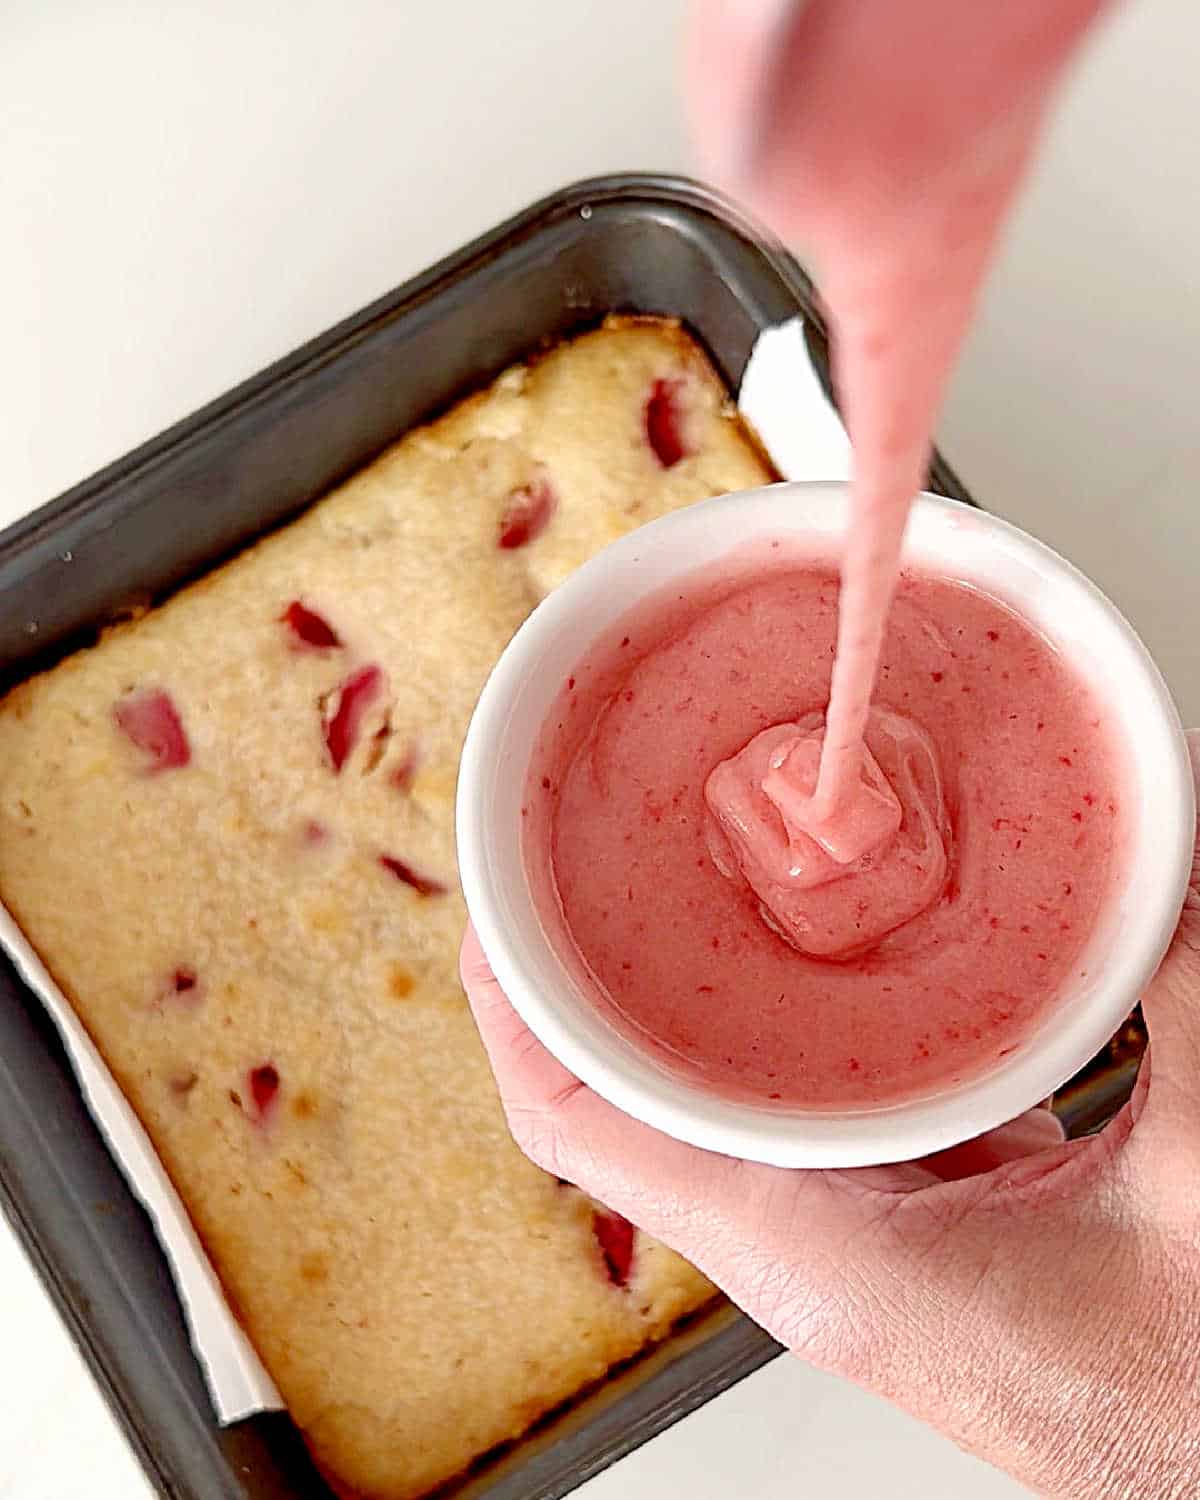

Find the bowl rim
[[457, 481, 1194, 1168]]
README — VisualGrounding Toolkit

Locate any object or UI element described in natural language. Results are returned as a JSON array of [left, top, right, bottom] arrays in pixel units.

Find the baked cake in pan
[[0, 319, 774, 1499]]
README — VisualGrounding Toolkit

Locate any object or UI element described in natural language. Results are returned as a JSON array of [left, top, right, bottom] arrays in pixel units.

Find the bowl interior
[[457, 482, 1193, 1167]]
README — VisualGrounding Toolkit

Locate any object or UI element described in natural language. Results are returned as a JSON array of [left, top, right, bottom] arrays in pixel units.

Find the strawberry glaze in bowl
[[457, 481, 1193, 1168]]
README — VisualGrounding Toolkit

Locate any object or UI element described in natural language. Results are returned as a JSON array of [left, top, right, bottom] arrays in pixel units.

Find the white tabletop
[[2, 1, 1197, 1497]]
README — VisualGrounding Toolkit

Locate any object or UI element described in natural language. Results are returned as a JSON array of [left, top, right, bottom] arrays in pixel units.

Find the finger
[[1134, 730, 1200, 1135], [1127, 1042, 1152, 1126], [919, 1107, 1067, 1183], [460, 922, 582, 1115]]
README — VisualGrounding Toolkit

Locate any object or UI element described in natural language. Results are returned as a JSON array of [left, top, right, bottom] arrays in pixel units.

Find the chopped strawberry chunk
[[644, 379, 689, 468], [390, 742, 421, 793], [281, 601, 341, 650], [592, 1209, 635, 1288], [379, 855, 448, 898], [248, 1063, 280, 1118], [114, 690, 190, 772], [154, 967, 201, 1009], [499, 477, 556, 549], [323, 664, 383, 772]]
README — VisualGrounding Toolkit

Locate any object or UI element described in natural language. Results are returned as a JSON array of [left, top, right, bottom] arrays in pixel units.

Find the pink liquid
[[527, 562, 1123, 1109], [720, 0, 1113, 843]]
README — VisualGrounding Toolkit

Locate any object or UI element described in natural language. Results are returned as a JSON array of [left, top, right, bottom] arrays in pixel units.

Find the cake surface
[[0, 320, 773, 1500]]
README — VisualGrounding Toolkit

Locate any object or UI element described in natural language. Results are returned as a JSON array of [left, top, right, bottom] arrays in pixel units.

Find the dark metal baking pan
[[0, 173, 1131, 1500]]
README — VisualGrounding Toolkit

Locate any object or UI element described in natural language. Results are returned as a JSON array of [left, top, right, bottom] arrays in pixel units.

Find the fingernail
[[1018, 1109, 1067, 1147]]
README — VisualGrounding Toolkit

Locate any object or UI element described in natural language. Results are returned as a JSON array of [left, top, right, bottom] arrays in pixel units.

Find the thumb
[[1130, 730, 1200, 1137]]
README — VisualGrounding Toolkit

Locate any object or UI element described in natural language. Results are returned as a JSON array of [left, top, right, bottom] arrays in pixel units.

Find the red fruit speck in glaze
[[248, 1063, 279, 1117], [303, 820, 329, 845], [644, 379, 689, 468], [931, 671, 943, 683], [379, 855, 447, 898], [172, 967, 198, 995], [114, 690, 190, 771], [592, 1210, 635, 1288], [281, 601, 341, 650], [323, 664, 383, 772], [499, 478, 556, 549]]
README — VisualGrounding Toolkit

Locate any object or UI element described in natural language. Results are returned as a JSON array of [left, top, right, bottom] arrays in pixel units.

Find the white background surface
[[2, 1, 1197, 1496]]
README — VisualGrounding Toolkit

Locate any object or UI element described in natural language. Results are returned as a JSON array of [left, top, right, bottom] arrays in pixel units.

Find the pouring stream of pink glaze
[[691, 0, 1113, 860]]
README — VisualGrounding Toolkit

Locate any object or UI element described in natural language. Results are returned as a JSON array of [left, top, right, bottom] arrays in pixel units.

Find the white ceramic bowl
[[457, 481, 1193, 1168]]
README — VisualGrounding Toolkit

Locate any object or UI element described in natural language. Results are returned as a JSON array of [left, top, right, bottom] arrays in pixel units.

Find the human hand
[[461, 732, 1200, 1500]]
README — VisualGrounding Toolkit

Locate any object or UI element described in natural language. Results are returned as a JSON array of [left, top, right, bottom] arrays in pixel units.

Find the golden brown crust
[[0, 320, 771, 1499]]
